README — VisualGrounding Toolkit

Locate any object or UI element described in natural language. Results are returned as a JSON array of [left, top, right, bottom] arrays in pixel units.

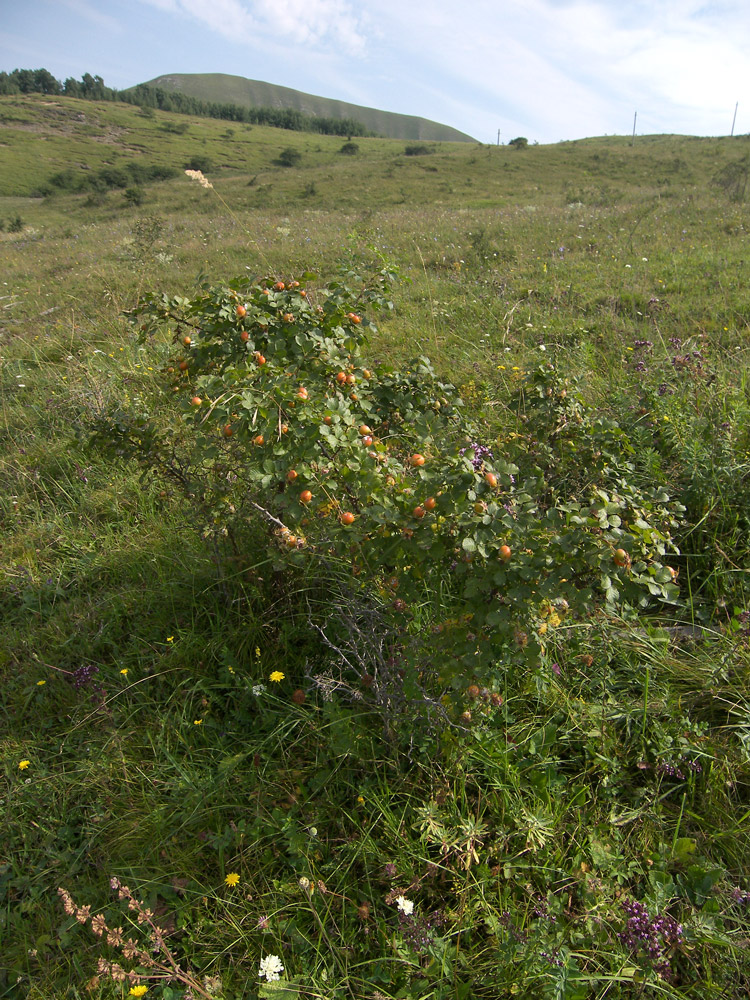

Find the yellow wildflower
[[18, 760, 30, 770], [269, 671, 285, 683], [224, 872, 240, 887]]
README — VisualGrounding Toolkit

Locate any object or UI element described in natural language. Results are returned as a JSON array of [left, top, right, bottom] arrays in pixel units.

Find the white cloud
[[138, 0, 369, 51], [349, 0, 750, 140]]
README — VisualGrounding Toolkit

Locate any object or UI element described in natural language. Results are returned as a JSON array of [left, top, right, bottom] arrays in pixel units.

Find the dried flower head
[[185, 169, 213, 190]]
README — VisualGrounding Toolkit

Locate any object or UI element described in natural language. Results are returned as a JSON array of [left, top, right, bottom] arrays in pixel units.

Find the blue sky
[[2, 0, 749, 143]]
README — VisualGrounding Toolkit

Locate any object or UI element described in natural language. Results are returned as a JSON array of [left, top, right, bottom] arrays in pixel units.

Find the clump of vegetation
[[276, 147, 302, 167], [39, 162, 178, 198], [1, 214, 24, 232], [404, 142, 434, 156], [713, 155, 749, 202], [123, 186, 145, 206], [183, 155, 212, 174]]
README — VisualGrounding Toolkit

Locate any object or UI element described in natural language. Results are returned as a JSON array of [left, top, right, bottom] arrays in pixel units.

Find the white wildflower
[[395, 895, 414, 916], [258, 954, 284, 981]]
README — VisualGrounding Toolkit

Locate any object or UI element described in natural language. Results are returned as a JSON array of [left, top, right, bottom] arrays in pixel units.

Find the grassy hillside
[[2, 94, 750, 999], [139, 72, 477, 142], [2, 93, 748, 204]]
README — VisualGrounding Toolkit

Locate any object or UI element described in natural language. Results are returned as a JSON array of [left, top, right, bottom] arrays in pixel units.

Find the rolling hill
[[136, 72, 477, 142]]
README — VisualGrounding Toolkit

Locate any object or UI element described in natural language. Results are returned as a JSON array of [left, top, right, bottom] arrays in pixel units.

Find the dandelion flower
[[129, 987, 148, 997], [258, 954, 284, 981], [166, 636, 174, 643], [36, 680, 46, 686], [224, 872, 240, 887], [395, 895, 414, 915], [269, 671, 285, 683], [120, 669, 129, 676], [18, 760, 30, 770], [193, 719, 203, 725]]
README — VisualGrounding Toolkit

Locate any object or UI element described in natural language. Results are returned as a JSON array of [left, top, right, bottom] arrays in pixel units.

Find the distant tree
[[63, 77, 82, 97], [508, 136, 529, 150], [34, 69, 62, 94], [0, 71, 21, 95], [339, 141, 359, 155]]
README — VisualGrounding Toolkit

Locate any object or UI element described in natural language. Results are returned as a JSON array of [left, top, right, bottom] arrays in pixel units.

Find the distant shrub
[[98, 167, 130, 189], [339, 141, 359, 155], [83, 191, 108, 208], [127, 163, 178, 184], [124, 187, 145, 206], [7, 215, 24, 233], [404, 143, 433, 156], [49, 169, 85, 192], [508, 136, 529, 150], [713, 157, 749, 202], [277, 148, 302, 168], [44, 163, 178, 199], [184, 156, 213, 173], [161, 120, 190, 135]]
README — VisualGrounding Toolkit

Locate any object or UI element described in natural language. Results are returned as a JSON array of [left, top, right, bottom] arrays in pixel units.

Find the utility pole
[[631, 111, 637, 146], [497, 128, 501, 146], [731, 101, 738, 137]]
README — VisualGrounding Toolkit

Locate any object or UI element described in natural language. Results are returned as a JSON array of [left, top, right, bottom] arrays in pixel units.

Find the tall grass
[[2, 97, 750, 998]]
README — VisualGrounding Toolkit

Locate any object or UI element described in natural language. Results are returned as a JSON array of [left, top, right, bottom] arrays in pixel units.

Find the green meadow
[[2, 94, 750, 999]]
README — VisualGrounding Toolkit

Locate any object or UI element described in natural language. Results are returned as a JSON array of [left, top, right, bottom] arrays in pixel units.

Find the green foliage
[[91, 272, 682, 699], [509, 136, 529, 149], [184, 155, 213, 173], [42, 161, 178, 196], [276, 147, 302, 168], [404, 142, 434, 156], [124, 186, 145, 206]]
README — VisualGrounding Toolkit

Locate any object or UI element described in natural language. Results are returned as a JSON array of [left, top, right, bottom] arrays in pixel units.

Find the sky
[[1, 0, 749, 144]]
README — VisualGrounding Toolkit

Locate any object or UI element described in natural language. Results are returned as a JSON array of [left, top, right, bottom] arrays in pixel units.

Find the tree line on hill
[[0, 68, 374, 138]]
